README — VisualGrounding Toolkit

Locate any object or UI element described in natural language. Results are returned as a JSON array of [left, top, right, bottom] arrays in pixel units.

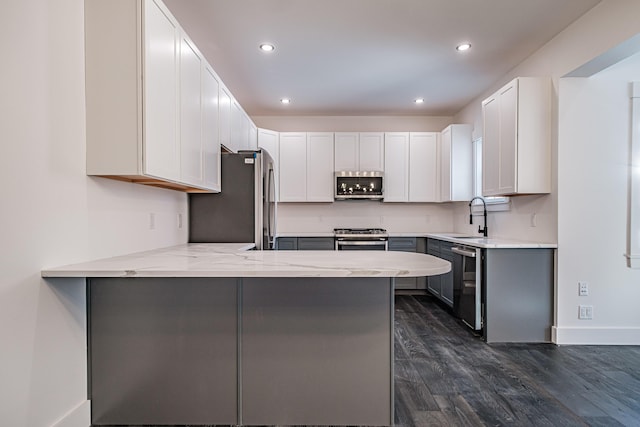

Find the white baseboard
[[553, 326, 640, 345], [51, 400, 90, 427]]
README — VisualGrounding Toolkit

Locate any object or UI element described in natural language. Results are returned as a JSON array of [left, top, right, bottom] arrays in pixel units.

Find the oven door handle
[[337, 240, 387, 246], [452, 246, 477, 257]]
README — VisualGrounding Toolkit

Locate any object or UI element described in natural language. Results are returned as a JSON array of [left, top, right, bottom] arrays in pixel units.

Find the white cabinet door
[[409, 132, 439, 202], [334, 132, 359, 171], [179, 35, 203, 187], [279, 133, 307, 202], [440, 124, 472, 202], [384, 132, 409, 202], [306, 132, 334, 202], [482, 77, 550, 196], [249, 122, 258, 150], [258, 128, 279, 170], [482, 95, 500, 195], [440, 127, 452, 202], [359, 132, 385, 171], [498, 82, 518, 194], [202, 64, 220, 191], [219, 86, 232, 152], [143, 0, 179, 181], [230, 100, 243, 152]]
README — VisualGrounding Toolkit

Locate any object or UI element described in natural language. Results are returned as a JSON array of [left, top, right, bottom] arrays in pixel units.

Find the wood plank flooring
[[393, 294, 640, 427], [96, 294, 640, 427]]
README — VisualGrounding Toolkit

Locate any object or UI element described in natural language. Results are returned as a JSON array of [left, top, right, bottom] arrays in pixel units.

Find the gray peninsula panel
[[89, 277, 238, 425], [241, 277, 393, 426]]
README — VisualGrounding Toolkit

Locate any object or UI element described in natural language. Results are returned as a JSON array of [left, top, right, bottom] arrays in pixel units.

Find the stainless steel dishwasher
[[452, 245, 482, 330]]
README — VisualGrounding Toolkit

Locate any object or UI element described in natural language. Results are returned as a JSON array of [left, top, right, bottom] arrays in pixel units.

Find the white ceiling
[[163, 0, 601, 117]]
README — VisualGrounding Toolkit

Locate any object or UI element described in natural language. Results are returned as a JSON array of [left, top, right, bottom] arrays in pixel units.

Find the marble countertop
[[275, 231, 557, 248], [425, 233, 557, 249], [41, 243, 450, 278]]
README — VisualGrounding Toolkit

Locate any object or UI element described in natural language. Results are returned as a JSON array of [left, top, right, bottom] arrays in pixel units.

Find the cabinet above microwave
[[335, 171, 383, 200]]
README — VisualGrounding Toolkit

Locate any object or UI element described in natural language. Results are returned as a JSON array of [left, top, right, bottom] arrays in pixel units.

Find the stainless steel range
[[334, 228, 389, 250]]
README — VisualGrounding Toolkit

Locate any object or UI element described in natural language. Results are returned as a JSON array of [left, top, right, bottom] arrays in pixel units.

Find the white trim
[[553, 326, 640, 345], [50, 400, 90, 427]]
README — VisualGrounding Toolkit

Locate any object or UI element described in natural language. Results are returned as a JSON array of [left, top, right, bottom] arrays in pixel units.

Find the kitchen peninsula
[[42, 244, 449, 426]]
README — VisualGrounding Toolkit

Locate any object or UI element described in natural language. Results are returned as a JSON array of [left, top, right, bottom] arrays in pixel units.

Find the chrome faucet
[[469, 197, 488, 237]]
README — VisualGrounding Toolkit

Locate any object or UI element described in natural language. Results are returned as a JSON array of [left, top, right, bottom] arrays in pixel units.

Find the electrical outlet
[[530, 213, 537, 227], [578, 281, 589, 296], [177, 213, 183, 229], [149, 213, 156, 230], [579, 305, 593, 320]]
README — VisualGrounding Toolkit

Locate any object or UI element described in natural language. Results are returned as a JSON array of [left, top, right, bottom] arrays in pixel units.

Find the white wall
[[556, 56, 640, 344], [0, 1, 188, 426]]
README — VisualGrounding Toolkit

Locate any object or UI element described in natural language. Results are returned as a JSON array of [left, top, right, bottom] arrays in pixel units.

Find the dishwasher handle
[[452, 246, 477, 257]]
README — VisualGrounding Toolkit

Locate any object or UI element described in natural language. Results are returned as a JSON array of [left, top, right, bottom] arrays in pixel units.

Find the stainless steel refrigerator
[[189, 149, 277, 249]]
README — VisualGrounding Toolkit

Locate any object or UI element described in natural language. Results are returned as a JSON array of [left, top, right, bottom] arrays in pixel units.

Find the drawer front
[[388, 237, 417, 252], [276, 237, 297, 250], [297, 237, 335, 251]]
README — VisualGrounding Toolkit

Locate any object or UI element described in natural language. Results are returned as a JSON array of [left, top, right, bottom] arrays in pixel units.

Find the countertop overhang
[[41, 243, 450, 278]]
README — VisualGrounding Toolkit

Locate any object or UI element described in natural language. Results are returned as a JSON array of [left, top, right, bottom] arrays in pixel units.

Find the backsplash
[[276, 201, 455, 233]]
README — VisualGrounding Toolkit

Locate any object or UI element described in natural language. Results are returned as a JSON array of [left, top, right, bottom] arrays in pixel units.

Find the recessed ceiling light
[[259, 43, 275, 52], [414, 98, 425, 104], [456, 43, 471, 52], [280, 98, 291, 104]]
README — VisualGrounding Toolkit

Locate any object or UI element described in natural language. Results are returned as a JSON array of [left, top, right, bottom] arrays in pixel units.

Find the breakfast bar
[[42, 244, 450, 426]]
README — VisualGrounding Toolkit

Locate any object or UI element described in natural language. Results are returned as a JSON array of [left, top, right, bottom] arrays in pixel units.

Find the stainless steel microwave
[[335, 171, 383, 200]]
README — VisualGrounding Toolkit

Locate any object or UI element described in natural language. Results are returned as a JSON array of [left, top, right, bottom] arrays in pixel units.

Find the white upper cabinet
[[384, 132, 439, 202], [440, 124, 472, 202], [249, 123, 258, 150], [179, 35, 204, 187], [219, 86, 232, 152], [482, 77, 551, 196], [334, 133, 359, 171], [409, 132, 439, 202], [383, 132, 410, 202], [358, 133, 385, 171], [279, 133, 308, 202], [306, 133, 335, 202], [142, 0, 180, 182], [258, 128, 279, 170], [202, 65, 221, 191], [334, 132, 384, 171], [85, 0, 232, 192], [279, 132, 334, 202]]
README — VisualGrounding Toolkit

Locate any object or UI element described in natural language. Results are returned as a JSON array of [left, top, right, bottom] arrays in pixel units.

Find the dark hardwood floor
[[99, 294, 640, 427], [393, 294, 640, 427]]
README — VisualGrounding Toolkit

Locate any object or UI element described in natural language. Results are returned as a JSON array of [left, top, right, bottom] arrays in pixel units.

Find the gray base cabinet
[[242, 278, 392, 425], [275, 236, 335, 250], [89, 278, 238, 425], [426, 239, 454, 307], [484, 249, 554, 343], [388, 237, 427, 290]]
